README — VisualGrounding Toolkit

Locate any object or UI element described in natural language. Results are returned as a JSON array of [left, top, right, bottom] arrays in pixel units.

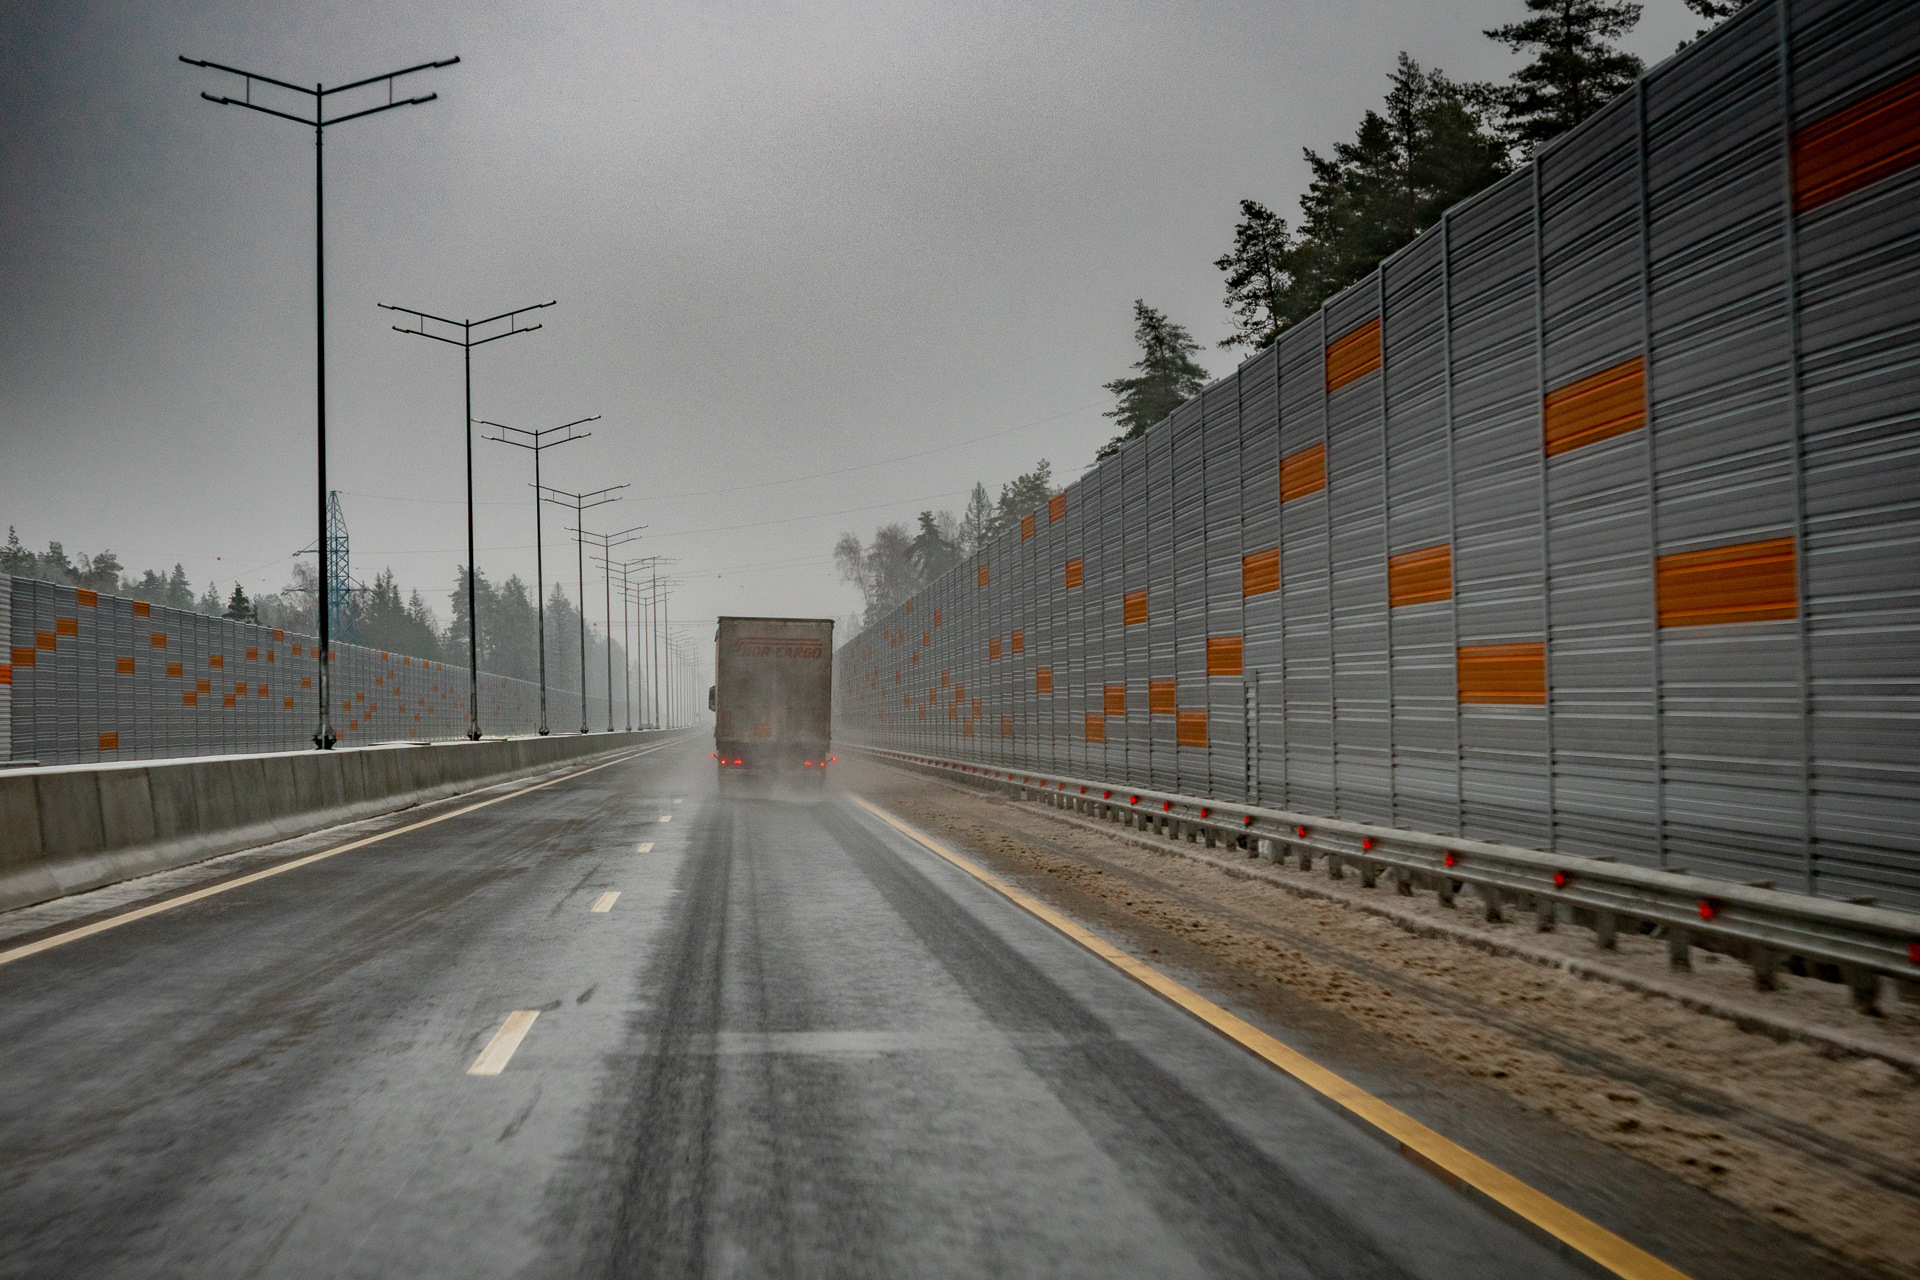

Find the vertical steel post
[[1532, 157, 1557, 850], [313, 106, 332, 749], [577, 522, 588, 733], [1443, 213, 1464, 834], [1776, 0, 1815, 893], [1637, 79, 1668, 869], [464, 324, 479, 739], [534, 443, 548, 733], [603, 558, 614, 732]]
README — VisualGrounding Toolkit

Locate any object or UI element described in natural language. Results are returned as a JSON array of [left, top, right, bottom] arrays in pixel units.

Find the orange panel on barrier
[[98, 732, 118, 751], [1207, 637, 1243, 677], [56, 618, 78, 637], [1793, 71, 1920, 211], [1011, 629, 1024, 655], [1085, 712, 1105, 743], [1149, 679, 1175, 715], [1280, 444, 1326, 502], [1457, 643, 1546, 705], [1176, 709, 1208, 747], [1325, 318, 1381, 393], [1065, 558, 1083, 589], [1036, 667, 1052, 694], [1544, 358, 1644, 457], [1021, 514, 1035, 540], [132, 600, 150, 617], [77, 589, 97, 608], [1124, 590, 1147, 626], [1656, 538, 1797, 627], [978, 565, 989, 587], [1049, 493, 1065, 522], [115, 657, 134, 675], [1104, 684, 1125, 715], [1242, 548, 1279, 597], [1388, 544, 1453, 607]]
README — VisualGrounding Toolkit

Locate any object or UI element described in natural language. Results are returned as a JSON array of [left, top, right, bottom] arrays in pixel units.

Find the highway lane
[[0, 739, 1594, 1278]]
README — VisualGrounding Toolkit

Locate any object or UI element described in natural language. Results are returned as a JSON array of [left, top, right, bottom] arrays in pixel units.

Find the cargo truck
[[710, 616, 835, 790]]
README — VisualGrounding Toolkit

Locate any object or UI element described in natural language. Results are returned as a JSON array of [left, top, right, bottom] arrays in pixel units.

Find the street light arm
[[199, 93, 317, 127], [472, 299, 557, 329], [181, 55, 317, 97], [378, 301, 465, 329], [321, 56, 461, 96], [388, 324, 470, 347], [468, 322, 541, 347], [324, 94, 440, 126]]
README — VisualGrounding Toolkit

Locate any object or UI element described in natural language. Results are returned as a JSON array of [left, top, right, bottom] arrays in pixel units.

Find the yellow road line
[[468, 1010, 540, 1075], [590, 891, 620, 913], [849, 794, 1692, 1280], [0, 738, 685, 969], [635, 842, 655, 853]]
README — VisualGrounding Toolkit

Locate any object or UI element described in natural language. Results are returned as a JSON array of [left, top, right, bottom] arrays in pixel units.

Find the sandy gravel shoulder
[[863, 767, 1920, 1280]]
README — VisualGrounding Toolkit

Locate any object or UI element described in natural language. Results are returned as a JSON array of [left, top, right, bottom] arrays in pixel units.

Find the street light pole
[[183, 52, 457, 750], [582, 529, 643, 731], [481, 416, 595, 734], [538, 486, 628, 732], [380, 300, 555, 739]]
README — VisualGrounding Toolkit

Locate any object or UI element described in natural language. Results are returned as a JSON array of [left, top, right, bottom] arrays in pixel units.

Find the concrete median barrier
[[0, 732, 668, 913]]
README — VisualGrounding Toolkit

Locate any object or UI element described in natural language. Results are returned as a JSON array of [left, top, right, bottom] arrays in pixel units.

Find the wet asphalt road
[[0, 739, 1588, 1278]]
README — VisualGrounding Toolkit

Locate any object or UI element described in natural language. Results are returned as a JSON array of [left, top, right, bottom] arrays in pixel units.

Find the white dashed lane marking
[[635, 842, 654, 853], [468, 1011, 539, 1076], [590, 891, 620, 913]]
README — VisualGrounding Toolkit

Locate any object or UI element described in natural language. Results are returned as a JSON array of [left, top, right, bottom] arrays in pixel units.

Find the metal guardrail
[[859, 746, 1920, 1014]]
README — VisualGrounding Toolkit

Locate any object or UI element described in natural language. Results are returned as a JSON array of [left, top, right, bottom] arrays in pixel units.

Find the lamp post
[[538, 485, 627, 732], [580, 528, 643, 731], [481, 415, 595, 734], [182, 52, 457, 749], [380, 299, 554, 739], [600, 557, 646, 731]]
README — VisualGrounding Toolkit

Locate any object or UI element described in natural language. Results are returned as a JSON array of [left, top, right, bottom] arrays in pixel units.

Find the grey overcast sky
[[0, 0, 1704, 638]]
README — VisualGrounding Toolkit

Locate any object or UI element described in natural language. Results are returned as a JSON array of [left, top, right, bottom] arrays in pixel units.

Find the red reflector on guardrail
[[1910, 941, 1920, 966], [1162, 801, 1172, 812], [1444, 852, 1459, 868], [1698, 900, 1718, 921], [1552, 871, 1569, 889], [1361, 838, 1374, 850], [1296, 826, 1309, 838]]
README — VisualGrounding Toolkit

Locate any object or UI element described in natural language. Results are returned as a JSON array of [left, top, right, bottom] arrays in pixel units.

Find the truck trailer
[[710, 616, 834, 790]]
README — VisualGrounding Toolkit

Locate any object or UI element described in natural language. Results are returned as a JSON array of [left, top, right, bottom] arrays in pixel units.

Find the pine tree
[[39, 542, 75, 584], [1215, 201, 1297, 351], [957, 483, 996, 554], [197, 581, 223, 616], [996, 460, 1053, 533], [1097, 301, 1209, 459], [1680, 0, 1754, 43], [0, 527, 33, 576], [907, 510, 959, 582], [1285, 56, 1509, 316], [78, 549, 124, 594], [167, 564, 194, 611], [1486, 0, 1644, 146], [224, 583, 257, 623]]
